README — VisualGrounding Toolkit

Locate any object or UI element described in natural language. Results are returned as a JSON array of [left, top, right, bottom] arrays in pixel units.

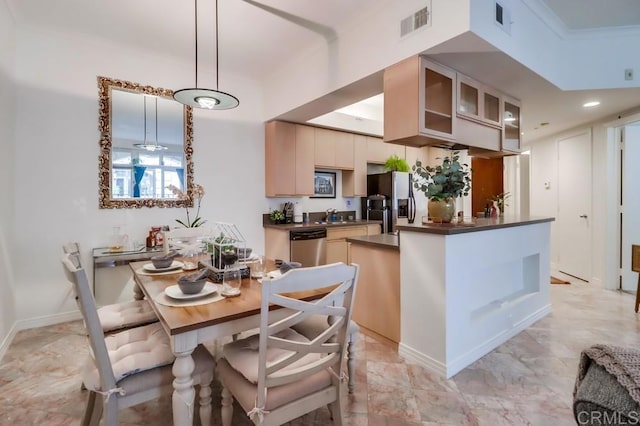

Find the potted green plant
[[412, 151, 471, 223], [269, 209, 285, 224], [384, 155, 410, 172]]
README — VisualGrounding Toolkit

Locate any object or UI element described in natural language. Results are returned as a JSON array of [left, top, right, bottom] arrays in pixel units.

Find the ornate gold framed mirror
[[98, 76, 194, 208]]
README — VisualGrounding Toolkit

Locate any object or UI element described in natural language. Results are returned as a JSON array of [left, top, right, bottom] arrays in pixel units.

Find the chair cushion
[[97, 299, 157, 333], [291, 316, 359, 340], [83, 322, 173, 390], [112, 345, 214, 396], [217, 357, 332, 412], [221, 328, 321, 385]]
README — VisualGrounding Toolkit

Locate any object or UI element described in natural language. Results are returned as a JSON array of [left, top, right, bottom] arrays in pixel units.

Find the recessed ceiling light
[[583, 101, 600, 108]]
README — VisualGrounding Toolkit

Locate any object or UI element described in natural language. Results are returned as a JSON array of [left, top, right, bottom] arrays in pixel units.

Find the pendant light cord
[[215, 0, 219, 90], [154, 96, 158, 148], [194, 0, 219, 90], [143, 96, 147, 143], [194, 0, 199, 88]]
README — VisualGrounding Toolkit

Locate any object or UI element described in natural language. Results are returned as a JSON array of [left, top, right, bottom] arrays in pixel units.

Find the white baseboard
[[0, 323, 18, 363], [398, 304, 552, 379], [447, 304, 552, 377], [0, 310, 82, 363], [398, 342, 446, 377], [590, 276, 603, 287], [14, 310, 82, 332]]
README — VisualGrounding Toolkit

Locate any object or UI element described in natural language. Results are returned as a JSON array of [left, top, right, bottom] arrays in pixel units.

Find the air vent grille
[[400, 3, 432, 37]]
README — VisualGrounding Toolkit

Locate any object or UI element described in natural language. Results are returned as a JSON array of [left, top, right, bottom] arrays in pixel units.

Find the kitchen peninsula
[[395, 216, 554, 378]]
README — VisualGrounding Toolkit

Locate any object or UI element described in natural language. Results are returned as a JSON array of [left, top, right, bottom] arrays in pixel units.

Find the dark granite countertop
[[395, 215, 555, 235], [346, 234, 399, 250], [263, 219, 382, 231]]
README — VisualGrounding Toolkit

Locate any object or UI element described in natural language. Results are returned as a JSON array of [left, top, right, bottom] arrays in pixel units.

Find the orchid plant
[[166, 183, 206, 227]]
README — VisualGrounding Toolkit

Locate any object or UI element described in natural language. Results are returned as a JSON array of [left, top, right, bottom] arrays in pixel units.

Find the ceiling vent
[[400, 2, 432, 37], [495, 0, 512, 35]]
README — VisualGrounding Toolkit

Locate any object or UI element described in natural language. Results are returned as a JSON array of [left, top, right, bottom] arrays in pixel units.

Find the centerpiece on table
[[412, 151, 471, 223], [166, 183, 206, 227], [166, 183, 207, 269]]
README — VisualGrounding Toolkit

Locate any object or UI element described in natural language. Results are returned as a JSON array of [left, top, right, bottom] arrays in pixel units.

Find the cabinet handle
[[579, 214, 588, 219]]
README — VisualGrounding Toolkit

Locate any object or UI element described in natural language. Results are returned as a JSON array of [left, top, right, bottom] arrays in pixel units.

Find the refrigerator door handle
[[408, 196, 416, 224]]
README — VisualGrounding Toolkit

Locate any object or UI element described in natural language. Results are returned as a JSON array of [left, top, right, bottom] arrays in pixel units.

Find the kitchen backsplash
[[262, 210, 357, 225]]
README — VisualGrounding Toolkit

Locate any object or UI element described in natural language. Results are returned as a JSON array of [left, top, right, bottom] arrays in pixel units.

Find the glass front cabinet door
[[502, 96, 521, 153]]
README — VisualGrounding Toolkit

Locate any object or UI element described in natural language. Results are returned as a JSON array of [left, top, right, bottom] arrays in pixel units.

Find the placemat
[[134, 267, 187, 277], [154, 284, 225, 307]]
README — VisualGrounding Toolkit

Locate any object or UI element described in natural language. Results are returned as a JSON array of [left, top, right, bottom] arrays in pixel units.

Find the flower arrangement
[[166, 183, 206, 227], [412, 151, 471, 200], [491, 192, 511, 215]]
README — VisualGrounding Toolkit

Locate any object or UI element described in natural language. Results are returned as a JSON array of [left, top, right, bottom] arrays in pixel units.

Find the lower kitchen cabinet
[[326, 224, 381, 264], [350, 242, 400, 343], [265, 223, 381, 267], [264, 228, 290, 263]]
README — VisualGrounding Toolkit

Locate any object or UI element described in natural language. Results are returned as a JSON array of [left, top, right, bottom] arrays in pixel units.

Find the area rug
[[551, 276, 571, 285]]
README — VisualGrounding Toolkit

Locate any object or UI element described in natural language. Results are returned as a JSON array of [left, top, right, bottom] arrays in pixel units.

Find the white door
[[557, 131, 592, 281], [621, 124, 640, 291]]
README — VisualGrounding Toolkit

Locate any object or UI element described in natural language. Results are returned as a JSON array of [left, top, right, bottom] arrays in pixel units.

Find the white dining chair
[[62, 242, 157, 334], [216, 262, 359, 426], [291, 316, 360, 394], [61, 253, 215, 426]]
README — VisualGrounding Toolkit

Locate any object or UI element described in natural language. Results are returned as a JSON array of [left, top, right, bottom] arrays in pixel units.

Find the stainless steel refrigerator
[[363, 171, 418, 233]]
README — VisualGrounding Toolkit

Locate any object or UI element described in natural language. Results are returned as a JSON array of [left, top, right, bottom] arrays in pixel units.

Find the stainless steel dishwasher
[[290, 228, 327, 267]]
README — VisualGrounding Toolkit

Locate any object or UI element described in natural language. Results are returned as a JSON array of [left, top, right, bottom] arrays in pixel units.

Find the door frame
[[604, 112, 640, 290]]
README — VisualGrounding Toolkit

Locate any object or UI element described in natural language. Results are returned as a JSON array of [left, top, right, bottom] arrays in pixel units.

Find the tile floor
[[1, 275, 639, 425]]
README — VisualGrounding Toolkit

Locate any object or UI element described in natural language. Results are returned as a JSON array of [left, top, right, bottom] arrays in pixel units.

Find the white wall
[[262, 0, 471, 120], [528, 106, 640, 287], [12, 25, 266, 321], [0, 0, 17, 352], [470, 0, 640, 91]]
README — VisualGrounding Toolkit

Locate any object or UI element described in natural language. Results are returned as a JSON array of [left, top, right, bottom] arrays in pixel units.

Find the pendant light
[[174, 0, 239, 110], [134, 96, 168, 151]]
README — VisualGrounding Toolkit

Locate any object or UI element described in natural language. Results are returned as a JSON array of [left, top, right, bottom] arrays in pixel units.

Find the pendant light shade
[[134, 96, 169, 151], [174, 0, 239, 110]]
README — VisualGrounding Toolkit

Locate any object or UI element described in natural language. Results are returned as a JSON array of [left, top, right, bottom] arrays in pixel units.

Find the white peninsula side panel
[[399, 220, 552, 378]]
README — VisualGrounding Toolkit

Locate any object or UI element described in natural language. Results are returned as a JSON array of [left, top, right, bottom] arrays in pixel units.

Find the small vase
[[428, 198, 456, 223]]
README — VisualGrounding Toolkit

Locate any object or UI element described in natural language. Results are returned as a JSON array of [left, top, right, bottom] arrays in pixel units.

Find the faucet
[[325, 208, 337, 222]]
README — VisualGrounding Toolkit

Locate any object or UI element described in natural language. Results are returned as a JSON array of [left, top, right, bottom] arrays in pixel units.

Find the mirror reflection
[[98, 76, 194, 209]]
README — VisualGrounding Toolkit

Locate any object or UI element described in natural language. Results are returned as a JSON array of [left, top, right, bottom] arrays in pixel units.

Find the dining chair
[[62, 242, 157, 334], [61, 253, 215, 426], [290, 316, 359, 394], [216, 262, 359, 426]]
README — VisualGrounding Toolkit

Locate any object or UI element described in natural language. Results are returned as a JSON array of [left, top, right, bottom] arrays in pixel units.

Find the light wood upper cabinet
[[314, 127, 354, 170], [295, 124, 315, 195], [342, 134, 367, 197], [502, 96, 521, 153], [384, 55, 457, 148], [366, 136, 405, 164], [265, 121, 314, 197], [456, 73, 502, 128]]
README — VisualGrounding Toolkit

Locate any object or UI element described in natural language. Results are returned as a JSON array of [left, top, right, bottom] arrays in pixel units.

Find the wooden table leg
[[636, 273, 640, 313], [172, 349, 196, 426]]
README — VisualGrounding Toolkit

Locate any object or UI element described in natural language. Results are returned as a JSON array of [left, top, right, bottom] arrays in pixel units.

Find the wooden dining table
[[129, 257, 336, 426]]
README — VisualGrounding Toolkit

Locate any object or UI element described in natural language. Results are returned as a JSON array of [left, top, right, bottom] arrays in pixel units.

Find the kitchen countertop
[[346, 234, 399, 250], [395, 215, 555, 235], [263, 219, 382, 231]]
